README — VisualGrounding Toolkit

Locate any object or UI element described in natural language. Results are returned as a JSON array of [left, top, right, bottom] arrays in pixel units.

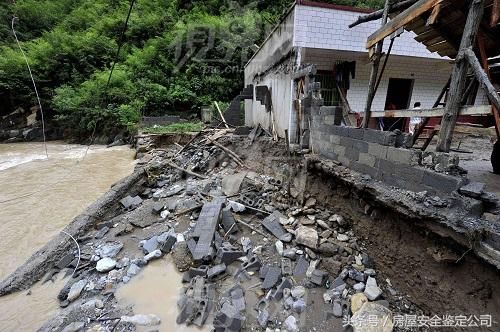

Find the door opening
[[383, 78, 414, 131]]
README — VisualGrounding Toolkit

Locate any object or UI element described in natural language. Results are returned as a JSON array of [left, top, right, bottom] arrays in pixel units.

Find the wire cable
[[61, 230, 81, 278], [11, 16, 49, 159]]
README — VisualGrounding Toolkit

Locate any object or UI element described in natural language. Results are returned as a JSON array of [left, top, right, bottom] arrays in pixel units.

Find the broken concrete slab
[[261, 266, 282, 289], [158, 231, 177, 254], [221, 209, 238, 235], [309, 269, 328, 286], [459, 182, 486, 198], [207, 263, 227, 280], [293, 256, 309, 277], [221, 172, 248, 196], [272, 277, 292, 300], [191, 199, 225, 262], [120, 195, 143, 209], [261, 211, 292, 242], [182, 266, 209, 283], [95, 241, 123, 258], [214, 302, 246, 331]]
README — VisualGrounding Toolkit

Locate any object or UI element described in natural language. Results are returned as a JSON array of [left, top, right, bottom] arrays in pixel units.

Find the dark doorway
[[383, 78, 414, 131]]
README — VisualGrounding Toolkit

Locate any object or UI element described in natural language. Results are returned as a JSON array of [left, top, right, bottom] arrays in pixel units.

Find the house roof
[[296, 0, 375, 14], [366, 0, 500, 59]]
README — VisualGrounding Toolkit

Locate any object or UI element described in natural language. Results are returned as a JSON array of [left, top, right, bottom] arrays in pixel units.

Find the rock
[[304, 197, 316, 208], [67, 280, 87, 302], [351, 293, 368, 313], [364, 268, 376, 277], [295, 226, 318, 249], [121, 314, 161, 326], [82, 299, 104, 310], [283, 248, 297, 260], [142, 236, 159, 254], [144, 249, 163, 263], [96, 258, 116, 273], [292, 298, 306, 313], [61, 322, 85, 332], [322, 258, 343, 276], [172, 241, 193, 272], [95, 241, 123, 258], [353, 282, 365, 292], [316, 219, 329, 229], [318, 243, 338, 257], [351, 302, 394, 332], [320, 229, 333, 239], [127, 263, 141, 277], [329, 214, 347, 226], [364, 277, 382, 301], [228, 200, 246, 213], [337, 234, 349, 242], [275, 240, 284, 256], [332, 301, 343, 318], [460, 182, 486, 198], [283, 315, 298, 332], [291, 286, 306, 299]]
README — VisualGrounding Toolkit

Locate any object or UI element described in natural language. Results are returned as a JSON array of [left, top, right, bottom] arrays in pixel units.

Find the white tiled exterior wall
[[293, 5, 444, 59], [302, 48, 452, 112], [244, 3, 490, 138]]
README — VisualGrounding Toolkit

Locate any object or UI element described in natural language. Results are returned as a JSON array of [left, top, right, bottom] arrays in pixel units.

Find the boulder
[[67, 280, 87, 302], [351, 302, 394, 332], [351, 293, 368, 313], [295, 226, 318, 249], [96, 258, 116, 273]]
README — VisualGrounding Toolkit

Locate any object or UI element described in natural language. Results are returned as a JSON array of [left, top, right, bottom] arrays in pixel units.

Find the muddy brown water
[[0, 142, 136, 331]]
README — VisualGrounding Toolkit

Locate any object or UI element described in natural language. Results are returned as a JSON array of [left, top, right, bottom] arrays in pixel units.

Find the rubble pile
[[42, 129, 425, 331]]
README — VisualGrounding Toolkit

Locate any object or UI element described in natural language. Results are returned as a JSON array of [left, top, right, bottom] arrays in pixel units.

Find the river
[[0, 142, 136, 331]]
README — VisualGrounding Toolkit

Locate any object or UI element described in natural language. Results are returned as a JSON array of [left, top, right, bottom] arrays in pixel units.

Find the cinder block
[[339, 136, 354, 149], [422, 170, 468, 193], [338, 155, 351, 167], [345, 147, 359, 162], [324, 115, 336, 125], [347, 127, 364, 140], [387, 147, 422, 166], [351, 140, 369, 153], [393, 164, 425, 185], [329, 134, 341, 145], [332, 126, 348, 137], [359, 152, 377, 167], [368, 143, 388, 159], [334, 145, 346, 157], [363, 129, 397, 146], [350, 162, 378, 178], [378, 158, 396, 177]]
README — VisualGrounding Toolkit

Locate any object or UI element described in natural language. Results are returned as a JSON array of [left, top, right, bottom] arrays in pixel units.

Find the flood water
[[0, 142, 136, 331], [116, 256, 209, 332]]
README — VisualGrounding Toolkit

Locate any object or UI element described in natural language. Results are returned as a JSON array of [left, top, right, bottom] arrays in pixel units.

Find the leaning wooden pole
[[464, 48, 500, 112], [436, 0, 484, 152], [361, 0, 391, 128]]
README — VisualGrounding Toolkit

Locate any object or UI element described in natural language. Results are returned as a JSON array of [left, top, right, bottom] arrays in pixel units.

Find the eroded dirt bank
[[1, 131, 498, 332], [307, 171, 500, 321]]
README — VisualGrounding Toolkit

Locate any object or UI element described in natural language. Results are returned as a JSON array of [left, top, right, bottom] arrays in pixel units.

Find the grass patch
[[142, 122, 204, 134]]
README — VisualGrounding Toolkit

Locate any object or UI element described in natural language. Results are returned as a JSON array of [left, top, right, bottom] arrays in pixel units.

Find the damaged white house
[[244, 0, 463, 142]]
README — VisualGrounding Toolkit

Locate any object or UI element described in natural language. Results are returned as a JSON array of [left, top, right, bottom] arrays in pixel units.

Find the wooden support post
[[464, 48, 500, 113], [362, 0, 391, 128], [477, 34, 500, 138], [436, 0, 484, 152], [491, 0, 500, 27]]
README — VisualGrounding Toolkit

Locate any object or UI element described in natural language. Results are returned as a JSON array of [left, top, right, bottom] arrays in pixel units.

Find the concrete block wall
[[311, 108, 468, 194]]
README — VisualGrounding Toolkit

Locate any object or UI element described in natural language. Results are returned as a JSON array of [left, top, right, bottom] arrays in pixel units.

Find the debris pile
[[40, 129, 428, 331]]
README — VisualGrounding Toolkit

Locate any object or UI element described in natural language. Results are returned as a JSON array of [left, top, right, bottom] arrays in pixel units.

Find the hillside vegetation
[[0, 0, 383, 138]]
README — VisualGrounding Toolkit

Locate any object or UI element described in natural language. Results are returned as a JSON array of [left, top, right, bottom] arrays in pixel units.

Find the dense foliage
[[0, 0, 384, 138]]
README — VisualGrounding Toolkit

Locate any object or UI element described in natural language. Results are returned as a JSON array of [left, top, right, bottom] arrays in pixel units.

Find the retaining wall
[[311, 107, 468, 194]]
